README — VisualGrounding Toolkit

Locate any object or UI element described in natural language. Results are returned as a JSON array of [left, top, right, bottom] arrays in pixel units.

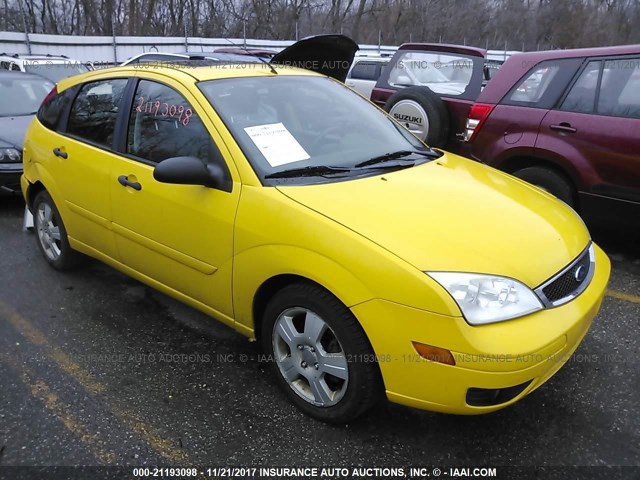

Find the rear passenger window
[[126, 80, 223, 167], [561, 61, 600, 113], [67, 79, 126, 147], [349, 62, 380, 81]]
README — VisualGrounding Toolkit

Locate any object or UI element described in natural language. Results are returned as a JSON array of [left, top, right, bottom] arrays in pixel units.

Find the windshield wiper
[[264, 165, 352, 179], [354, 149, 441, 168]]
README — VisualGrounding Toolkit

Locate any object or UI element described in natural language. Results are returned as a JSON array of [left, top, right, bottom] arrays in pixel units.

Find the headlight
[[0, 148, 21, 163], [426, 272, 543, 325]]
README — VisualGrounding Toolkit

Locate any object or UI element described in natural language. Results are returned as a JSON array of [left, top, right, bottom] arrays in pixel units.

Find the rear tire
[[33, 190, 81, 271], [512, 166, 576, 208], [261, 282, 382, 423], [384, 86, 450, 147]]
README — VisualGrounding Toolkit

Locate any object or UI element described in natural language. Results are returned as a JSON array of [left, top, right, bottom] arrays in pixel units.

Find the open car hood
[[271, 35, 359, 82]]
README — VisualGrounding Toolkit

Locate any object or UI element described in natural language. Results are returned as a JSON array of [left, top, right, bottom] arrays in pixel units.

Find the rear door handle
[[52, 148, 68, 159], [550, 123, 577, 134], [117, 175, 142, 191]]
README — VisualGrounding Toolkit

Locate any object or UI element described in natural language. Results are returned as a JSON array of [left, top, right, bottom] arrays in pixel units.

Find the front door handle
[[550, 123, 577, 134], [53, 147, 68, 159], [117, 175, 142, 191]]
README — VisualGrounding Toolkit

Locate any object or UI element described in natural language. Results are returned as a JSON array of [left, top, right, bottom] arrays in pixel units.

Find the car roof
[[57, 63, 318, 91], [0, 53, 71, 60], [0, 70, 50, 81], [397, 43, 486, 58], [123, 51, 260, 65], [509, 43, 640, 63], [213, 48, 277, 58], [477, 43, 640, 103]]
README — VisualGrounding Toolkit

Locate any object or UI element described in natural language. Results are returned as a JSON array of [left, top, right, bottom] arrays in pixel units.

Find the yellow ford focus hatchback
[[22, 57, 610, 423]]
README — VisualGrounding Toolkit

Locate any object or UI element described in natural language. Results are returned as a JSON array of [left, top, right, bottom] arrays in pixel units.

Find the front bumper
[[351, 244, 611, 414], [0, 164, 23, 193]]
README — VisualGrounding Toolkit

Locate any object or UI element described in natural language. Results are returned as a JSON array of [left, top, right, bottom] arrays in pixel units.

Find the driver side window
[[127, 80, 224, 168]]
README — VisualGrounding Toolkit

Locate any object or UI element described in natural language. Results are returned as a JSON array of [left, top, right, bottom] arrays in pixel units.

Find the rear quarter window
[[37, 87, 77, 131], [502, 58, 582, 109]]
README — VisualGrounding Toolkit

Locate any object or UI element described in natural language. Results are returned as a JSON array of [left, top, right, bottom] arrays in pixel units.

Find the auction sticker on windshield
[[244, 122, 310, 167]]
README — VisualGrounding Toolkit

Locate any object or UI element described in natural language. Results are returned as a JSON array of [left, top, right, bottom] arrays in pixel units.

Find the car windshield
[[389, 51, 478, 96], [24, 61, 89, 82], [0, 76, 54, 116], [199, 75, 432, 183]]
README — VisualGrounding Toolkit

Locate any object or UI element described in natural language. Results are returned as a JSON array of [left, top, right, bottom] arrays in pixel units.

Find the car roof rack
[[0, 53, 70, 59]]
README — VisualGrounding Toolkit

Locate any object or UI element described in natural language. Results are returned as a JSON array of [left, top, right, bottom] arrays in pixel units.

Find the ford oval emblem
[[574, 265, 587, 283]]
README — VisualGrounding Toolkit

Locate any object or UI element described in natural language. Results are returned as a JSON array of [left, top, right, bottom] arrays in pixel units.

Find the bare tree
[[2, 0, 639, 49]]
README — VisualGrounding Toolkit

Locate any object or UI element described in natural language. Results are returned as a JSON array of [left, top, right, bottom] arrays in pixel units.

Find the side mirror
[[153, 156, 229, 190]]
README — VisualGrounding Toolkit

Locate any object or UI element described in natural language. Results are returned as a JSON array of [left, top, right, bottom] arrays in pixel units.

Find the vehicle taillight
[[40, 85, 58, 108], [464, 103, 494, 143]]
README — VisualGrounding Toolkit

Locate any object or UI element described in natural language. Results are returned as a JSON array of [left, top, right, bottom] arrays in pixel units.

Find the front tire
[[33, 190, 81, 270], [262, 282, 382, 423]]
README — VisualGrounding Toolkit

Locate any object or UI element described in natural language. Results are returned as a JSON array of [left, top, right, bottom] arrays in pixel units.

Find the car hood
[[0, 114, 34, 149], [271, 34, 359, 82], [276, 155, 590, 288]]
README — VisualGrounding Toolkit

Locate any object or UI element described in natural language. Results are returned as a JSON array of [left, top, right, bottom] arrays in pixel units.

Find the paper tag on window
[[244, 123, 310, 167]]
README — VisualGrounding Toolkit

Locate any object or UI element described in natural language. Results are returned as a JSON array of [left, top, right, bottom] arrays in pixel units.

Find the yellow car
[[22, 56, 610, 423]]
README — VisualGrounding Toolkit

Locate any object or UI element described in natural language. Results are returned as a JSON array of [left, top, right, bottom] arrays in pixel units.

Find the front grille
[[536, 244, 594, 307]]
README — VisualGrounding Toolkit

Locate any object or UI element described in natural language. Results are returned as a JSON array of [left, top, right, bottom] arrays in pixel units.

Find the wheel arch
[[498, 155, 582, 209], [233, 244, 376, 340], [24, 162, 66, 212], [498, 154, 585, 191], [252, 274, 336, 343], [26, 180, 47, 211]]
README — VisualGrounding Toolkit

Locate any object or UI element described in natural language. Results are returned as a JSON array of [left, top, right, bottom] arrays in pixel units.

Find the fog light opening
[[412, 342, 456, 366], [466, 380, 533, 407]]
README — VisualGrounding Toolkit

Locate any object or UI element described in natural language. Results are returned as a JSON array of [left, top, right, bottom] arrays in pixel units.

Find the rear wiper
[[354, 149, 441, 168], [264, 165, 352, 179]]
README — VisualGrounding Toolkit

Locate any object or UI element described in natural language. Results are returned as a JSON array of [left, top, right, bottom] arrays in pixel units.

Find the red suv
[[370, 43, 490, 153], [466, 44, 640, 225]]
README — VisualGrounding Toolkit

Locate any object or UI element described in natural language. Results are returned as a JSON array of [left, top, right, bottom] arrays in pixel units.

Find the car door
[[536, 57, 640, 206], [43, 78, 128, 259], [110, 75, 240, 323]]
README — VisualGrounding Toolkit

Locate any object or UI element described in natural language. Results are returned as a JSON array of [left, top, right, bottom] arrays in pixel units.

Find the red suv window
[[561, 61, 601, 113], [502, 58, 582, 109]]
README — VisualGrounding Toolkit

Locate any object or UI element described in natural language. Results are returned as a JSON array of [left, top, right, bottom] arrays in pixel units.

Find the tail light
[[464, 103, 494, 143]]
